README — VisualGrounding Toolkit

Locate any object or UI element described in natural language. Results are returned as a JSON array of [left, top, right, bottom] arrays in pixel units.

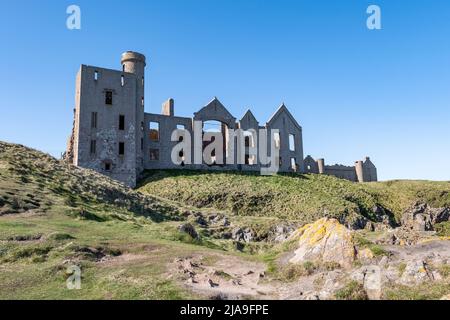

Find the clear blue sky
[[1, 0, 449, 181]]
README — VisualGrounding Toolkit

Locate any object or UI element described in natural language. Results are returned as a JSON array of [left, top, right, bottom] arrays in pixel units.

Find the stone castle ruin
[[65, 51, 377, 187]]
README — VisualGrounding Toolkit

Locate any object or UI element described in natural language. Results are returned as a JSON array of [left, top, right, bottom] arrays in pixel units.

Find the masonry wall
[[74, 65, 138, 187], [304, 156, 319, 174], [266, 110, 304, 173], [238, 111, 262, 172], [324, 165, 358, 182], [303, 155, 378, 183], [363, 158, 378, 182], [144, 113, 193, 170]]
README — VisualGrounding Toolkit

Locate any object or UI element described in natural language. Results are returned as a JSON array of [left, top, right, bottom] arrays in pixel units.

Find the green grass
[[353, 233, 389, 257], [139, 170, 450, 225], [435, 222, 450, 237], [0, 206, 225, 299], [384, 282, 450, 300], [277, 261, 318, 282], [334, 280, 368, 300]]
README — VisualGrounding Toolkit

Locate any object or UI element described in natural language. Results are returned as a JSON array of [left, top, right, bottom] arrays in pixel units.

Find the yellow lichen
[[418, 236, 450, 244]]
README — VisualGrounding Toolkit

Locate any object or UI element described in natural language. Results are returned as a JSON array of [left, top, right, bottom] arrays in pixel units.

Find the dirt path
[[385, 240, 450, 263], [171, 254, 279, 300]]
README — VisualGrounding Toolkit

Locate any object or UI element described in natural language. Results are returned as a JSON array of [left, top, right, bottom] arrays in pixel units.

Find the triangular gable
[[194, 97, 236, 123], [266, 104, 302, 131], [240, 109, 258, 123], [363, 157, 375, 167]]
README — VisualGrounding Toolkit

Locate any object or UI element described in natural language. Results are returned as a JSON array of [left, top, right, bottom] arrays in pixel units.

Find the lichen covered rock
[[289, 218, 357, 268], [399, 260, 434, 285]]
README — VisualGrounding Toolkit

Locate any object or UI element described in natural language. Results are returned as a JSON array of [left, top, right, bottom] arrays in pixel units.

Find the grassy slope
[[139, 170, 450, 224], [0, 142, 216, 299]]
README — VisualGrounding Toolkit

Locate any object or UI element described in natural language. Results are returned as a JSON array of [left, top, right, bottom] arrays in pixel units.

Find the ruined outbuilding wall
[[303, 155, 378, 182], [325, 164, 358, 182], [144, 112, 192, 170], [266, 105, 304, 173]]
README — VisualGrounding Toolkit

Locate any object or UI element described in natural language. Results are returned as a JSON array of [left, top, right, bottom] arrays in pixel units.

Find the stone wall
[[141, 99, 304, 174], [303, 155, 378, 182], [325, 164, 358, 182], [72, 65, 139, 187]]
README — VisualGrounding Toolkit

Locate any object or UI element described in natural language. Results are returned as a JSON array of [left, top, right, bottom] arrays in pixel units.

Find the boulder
[[289, 218, 357, 268], [208, 214, 230, 227], [194, 215, 208, 227], [268, 224, 296, 243], [399, 260, 434, 285], [350, 266, 382, 300], [231, 227, 253, 243], [178, 223, 199, 239]]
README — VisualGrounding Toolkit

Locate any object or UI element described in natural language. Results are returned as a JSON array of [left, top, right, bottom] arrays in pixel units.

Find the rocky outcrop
[[341, 205, 396, 231], [268, 224, 297, 243], [231, 227, 253, 243], [289, 218, 357, 268], [401, 202, 450, 232], [63, 108, 76, 163]]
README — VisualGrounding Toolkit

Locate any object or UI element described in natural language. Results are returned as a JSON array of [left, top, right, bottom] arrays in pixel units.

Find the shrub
[[4, 245, 53, 262], [438, 265, 450, 278], [48, 233, 75, 241], [354, 234, 389, 257], [280, 261, 317, 281], [398, 263, 407, 276], [384, 282, 450, 300], [323, 261, 341, 271], [435, 222, 450, 237], [335, 280, 368, 300]]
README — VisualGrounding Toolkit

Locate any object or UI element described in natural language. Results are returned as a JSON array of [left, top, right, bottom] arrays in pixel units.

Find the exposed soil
[[172, 254, 278, 300]]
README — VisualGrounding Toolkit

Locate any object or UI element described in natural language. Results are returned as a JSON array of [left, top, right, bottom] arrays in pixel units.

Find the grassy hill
[[1, 141, 449, 300], [139, 170, 450, 225], [0, 142, 208, 299]]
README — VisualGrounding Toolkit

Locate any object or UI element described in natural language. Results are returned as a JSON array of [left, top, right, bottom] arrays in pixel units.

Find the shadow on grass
[[137, 169, 311, 187]]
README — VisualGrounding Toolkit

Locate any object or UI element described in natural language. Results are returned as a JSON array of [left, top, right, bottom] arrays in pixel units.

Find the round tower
[[317, 158, 325, 174], [355, 160, 365, 183], [121, 51, 147, 174], [121, 51, 146, 76]]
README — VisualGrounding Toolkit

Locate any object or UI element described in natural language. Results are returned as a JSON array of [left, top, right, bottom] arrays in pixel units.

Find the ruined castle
[[65, 51, 377, 187]]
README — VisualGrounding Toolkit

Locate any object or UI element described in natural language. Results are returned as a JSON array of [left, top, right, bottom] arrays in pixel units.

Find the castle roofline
[[239, 109, 258, 123], [266, 103, 302, 131], [80, 64, 135, 76]]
